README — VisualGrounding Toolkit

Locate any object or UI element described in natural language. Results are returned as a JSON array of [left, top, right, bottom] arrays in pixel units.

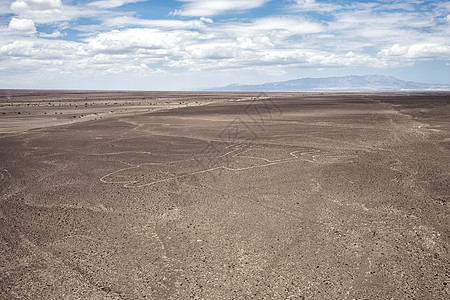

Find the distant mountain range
[[208, 75, 450, 92]]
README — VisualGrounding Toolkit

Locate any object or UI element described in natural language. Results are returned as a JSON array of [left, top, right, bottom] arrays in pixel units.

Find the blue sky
[[0, 0, 449, 90]]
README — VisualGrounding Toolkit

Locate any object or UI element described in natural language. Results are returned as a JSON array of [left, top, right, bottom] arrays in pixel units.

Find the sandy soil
[[0, 90, 277, 133], [0, 91, 449, 299]]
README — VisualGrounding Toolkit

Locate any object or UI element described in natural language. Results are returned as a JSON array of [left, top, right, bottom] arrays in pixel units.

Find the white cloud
[[171, 0, 269, 16], [0, 0, 12, 13], [9, 0, 107, 25], [85, 27, 199, 55], [0, 0, 449, 89], [380, 43, 450, 60], [8, 17, 36, 34], [11, 0, 62, 11], [103, 16, 207, 29], [10, 0, 64, 24], [291, 0, 340, 12], [219, 16, 324, 37], [39, 30, 63, 38], [200, 16, 213, 23], [89, 0, 146, 9], [0, 40, 80, 62]]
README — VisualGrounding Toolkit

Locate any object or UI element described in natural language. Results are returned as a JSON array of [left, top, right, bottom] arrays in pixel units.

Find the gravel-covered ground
[[0, 92, 449, 299]]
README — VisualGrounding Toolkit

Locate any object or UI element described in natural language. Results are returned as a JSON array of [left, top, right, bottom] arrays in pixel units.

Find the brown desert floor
[[0, 92, 449, 299]]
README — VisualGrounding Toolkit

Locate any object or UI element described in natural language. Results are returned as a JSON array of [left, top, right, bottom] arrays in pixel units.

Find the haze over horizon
[[1, 0, 449, 90]]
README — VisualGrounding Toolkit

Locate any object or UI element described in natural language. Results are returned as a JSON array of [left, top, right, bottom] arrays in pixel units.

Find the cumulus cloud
[[0, 40, 79, 62], [85, 28, 199, 55], [379, 43, 450, 60], [11, 0, 62, 11], [9, 0, 104, 25], [8, 18, 36, 34], [0, 0, 449, 88], [171, 0, 269, 17], [10, 0, 64, 24]]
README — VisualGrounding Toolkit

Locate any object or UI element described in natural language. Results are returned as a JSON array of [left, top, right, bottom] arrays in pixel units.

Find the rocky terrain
[[0, 91, 449, 299]]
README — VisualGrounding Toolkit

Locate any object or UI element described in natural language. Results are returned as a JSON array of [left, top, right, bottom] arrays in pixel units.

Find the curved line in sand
[[99, 143, 358, 188], [99, 149, 320, 188], [99, 166, 140, 184], [92, 151, 153, 156], [0, 169, 11, 182]]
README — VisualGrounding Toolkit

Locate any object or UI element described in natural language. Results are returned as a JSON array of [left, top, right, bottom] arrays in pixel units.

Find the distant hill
[[208, 75, 450, 92]]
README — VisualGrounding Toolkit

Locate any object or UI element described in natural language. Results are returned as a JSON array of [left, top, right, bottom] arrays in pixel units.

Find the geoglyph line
[[0, 169, 11, 183], [91, 151, 154, 156], [99, 148, 356, 188]]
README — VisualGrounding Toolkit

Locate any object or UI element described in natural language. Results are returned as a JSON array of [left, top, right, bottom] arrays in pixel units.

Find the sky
[[0, 0, 449, 90]]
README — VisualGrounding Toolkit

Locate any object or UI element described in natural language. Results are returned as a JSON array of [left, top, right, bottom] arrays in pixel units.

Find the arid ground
[[0, 91, 449, 299]]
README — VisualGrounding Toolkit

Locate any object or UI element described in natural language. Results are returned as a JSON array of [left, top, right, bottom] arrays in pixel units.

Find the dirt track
[[0, 92, 449, 299]]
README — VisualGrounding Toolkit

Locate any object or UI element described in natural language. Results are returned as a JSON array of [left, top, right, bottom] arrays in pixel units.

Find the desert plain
[[0, 90, 449, 299]]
